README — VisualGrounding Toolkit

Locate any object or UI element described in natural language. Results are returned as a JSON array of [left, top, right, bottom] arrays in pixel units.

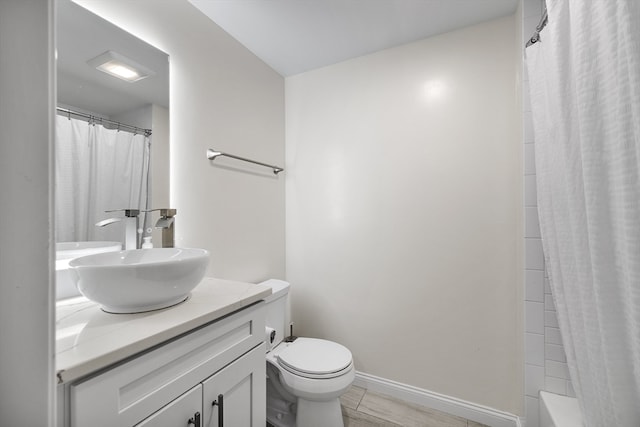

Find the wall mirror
[[55, 0, 169, 252]]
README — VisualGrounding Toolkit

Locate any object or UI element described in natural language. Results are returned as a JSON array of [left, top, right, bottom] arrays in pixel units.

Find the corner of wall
[[513, 1, 526, 418], [0, 0, 56, 424]]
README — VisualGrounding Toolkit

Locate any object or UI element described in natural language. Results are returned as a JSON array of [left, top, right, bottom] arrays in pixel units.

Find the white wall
[[286, 16, 523, 414], [110, 104, 153, 129], [76, 0, 286, 282], [0, 0, 55, 424]]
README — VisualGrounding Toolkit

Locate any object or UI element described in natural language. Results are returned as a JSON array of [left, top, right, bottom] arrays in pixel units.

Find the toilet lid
[[277, 338, 353, 377]]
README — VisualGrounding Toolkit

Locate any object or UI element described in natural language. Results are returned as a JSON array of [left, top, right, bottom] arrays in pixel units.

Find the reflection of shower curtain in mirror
[[55, 115, 150, 243]]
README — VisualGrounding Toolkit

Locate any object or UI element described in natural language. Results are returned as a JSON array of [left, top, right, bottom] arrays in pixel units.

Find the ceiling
[[189, 0, 519, 77]]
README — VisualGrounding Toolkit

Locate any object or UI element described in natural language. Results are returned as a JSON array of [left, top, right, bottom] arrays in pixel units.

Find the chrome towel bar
[[206, 148, 284, 175]]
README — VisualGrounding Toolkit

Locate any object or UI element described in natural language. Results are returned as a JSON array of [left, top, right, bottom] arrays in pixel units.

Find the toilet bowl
[[260, 279, 355, 427]]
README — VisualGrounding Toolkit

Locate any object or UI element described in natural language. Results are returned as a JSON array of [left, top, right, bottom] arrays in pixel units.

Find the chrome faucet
[[154, 208, 176, 248], [95, 209, 140, 250]]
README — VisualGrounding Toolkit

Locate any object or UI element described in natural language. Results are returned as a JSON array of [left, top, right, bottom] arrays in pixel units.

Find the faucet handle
[[105, 208, 140, 217], [144, 208, 176, 218], [160, 208, 176, 218]]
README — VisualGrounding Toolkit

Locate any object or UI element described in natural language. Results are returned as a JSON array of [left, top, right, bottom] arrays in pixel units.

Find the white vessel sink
[[68, 248, 210, 313], [56, 241, 122, 300]]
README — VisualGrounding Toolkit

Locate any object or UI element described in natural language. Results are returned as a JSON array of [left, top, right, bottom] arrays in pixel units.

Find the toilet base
[[297, 398, 344, 427], [266, 375, 296, 426]]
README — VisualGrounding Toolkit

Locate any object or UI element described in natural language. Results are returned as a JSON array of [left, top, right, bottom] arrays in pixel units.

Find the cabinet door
[[136, 384, 202, 427], [202, 344, 266, 427]]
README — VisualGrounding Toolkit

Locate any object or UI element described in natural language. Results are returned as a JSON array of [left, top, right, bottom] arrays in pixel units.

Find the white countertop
[[55, 277, 271, 384]]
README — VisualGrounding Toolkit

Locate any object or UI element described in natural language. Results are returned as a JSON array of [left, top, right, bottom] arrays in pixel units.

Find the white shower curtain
[[55, 115, 150, 244], [526, 1, 640, 426]]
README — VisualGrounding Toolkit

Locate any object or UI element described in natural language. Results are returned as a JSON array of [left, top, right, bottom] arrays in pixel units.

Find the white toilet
[[260, 279, 355, 427]]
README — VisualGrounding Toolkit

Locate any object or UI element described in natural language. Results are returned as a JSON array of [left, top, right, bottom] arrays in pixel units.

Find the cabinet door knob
[[188, 411, 201, 427], [212, 394, 224, 426]]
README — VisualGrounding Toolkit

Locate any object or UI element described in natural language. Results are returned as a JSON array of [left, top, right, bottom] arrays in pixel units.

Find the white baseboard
[[353, 371, 522, 427]]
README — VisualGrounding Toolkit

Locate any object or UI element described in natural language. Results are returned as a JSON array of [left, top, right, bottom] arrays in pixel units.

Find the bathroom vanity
[[55, 278, 271, 427]]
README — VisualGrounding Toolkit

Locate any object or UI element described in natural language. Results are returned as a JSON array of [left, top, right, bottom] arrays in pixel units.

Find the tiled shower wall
[[522, 1, 573, 426]]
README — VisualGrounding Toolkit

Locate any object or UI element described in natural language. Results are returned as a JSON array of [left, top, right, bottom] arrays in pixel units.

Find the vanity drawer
[[70, 302, 265, 427]]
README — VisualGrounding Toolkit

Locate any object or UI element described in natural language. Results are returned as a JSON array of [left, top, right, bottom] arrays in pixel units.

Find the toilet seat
[[268, 340, 356, 403], [276, 338, 353, 379]]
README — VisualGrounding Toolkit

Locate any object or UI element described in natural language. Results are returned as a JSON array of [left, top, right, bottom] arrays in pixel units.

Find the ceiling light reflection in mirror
[[57, 0, 168, 117], [88, 50, 156, 83]]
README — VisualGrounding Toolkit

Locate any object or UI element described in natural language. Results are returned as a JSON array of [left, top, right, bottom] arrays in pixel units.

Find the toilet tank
[[259, 279, 291, 349]]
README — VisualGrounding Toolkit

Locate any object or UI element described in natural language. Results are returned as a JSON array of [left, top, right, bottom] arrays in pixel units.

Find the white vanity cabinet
[[65, 302, 266, 427], [136, 346, 265, 427]]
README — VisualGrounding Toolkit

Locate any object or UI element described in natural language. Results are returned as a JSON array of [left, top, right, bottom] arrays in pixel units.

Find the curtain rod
[[526, 8, 548, 47], [56, 107, 152, 137]]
